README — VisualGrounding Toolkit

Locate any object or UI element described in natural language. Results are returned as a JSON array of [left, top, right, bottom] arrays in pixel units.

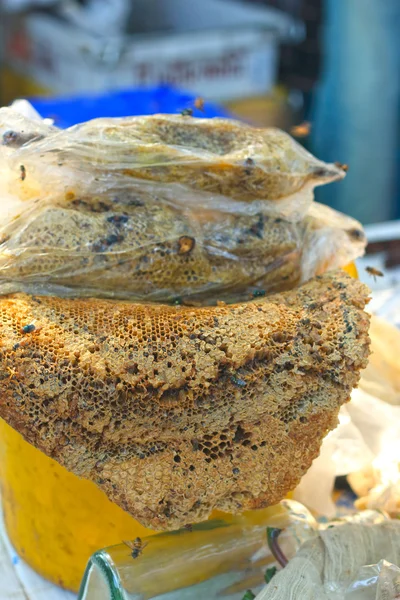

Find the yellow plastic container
[[0, 420, 158, 591], [0, 263, 356, 592]]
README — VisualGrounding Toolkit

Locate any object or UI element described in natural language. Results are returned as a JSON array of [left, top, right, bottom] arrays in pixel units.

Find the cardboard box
[[3, 0, 300, 102]]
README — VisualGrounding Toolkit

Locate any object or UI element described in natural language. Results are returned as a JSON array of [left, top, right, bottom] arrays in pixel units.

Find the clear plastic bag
[[0, 110, 345, 208], [294, 386, 400, 519], [0, 108, 365, 303]]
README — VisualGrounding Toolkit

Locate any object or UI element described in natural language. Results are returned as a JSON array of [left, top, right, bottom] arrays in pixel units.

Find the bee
[[20, 165, 26, 181], [12, 338, 30, 350], [180, 108, 193, 117], [105, 233, 124, 245], [230, 374, 247, 388], [107, 214, 129, 225], [290, 122, 311, 138], [123, 537, 148, 559], [178, 236, 196, 255], [365, 266, 384, 281], [2, 130, 19, 146], [244, 157, 255, 175], [346, 228, 364, 241], [194, 97, 205, 112], [334, 161, 349, 172], [3, 130, 43, 147], [184, 523, 193, 532]]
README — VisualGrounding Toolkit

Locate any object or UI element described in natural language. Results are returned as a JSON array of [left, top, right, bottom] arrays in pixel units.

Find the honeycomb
[[0, 271, 370, 530], [13, 114, 345, 204], [0, 184, 366, 303], [0, 197, 301, 301]]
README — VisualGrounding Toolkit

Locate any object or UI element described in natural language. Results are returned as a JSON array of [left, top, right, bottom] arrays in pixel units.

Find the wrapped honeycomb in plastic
[[0, 110, 345, 218], [0, 190, 366, 303], [0, 109, 363, 303]]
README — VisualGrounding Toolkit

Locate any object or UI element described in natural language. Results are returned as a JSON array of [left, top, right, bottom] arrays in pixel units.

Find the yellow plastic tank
[[0, 419, 158, 591]]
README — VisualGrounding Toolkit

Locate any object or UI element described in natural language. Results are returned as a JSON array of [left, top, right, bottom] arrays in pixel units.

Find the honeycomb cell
[[0, 271, 370, 530]]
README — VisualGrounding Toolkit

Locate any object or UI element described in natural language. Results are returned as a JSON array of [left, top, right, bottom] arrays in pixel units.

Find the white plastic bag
[[294, 387, 400, 518]]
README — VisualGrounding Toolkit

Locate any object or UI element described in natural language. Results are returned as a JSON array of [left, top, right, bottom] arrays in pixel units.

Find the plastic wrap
[[0, 110, 345, 207], [0, 108, 365, 303], [348, 389, 400, 518]]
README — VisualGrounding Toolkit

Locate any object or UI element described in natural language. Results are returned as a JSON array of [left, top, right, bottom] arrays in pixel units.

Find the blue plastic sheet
[[28, 86, 230, 129]]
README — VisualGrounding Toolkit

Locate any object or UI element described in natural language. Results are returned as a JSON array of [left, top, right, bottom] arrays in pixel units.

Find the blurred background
[[0, 0, 399, 225]]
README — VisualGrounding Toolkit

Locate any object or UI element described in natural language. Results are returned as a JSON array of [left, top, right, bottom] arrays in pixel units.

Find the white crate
[[5, 0, 300, 101]]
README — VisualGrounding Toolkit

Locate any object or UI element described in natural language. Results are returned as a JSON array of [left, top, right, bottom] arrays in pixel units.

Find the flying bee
[[20, 165, 26, 181], [194, 97, 205, 112], [123, 537, 148, 559], [334, 161, 349, 172], [290, 121, 311, 138], [365, 266, 384, 282]]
